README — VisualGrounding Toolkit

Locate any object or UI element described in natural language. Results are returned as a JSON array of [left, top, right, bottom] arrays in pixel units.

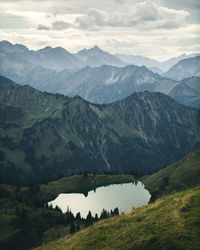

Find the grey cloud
[[115, 0, 126, 4], [37, 21, 72, 31], [164, 0, 200, 10], [75, 9, 107, 29], [37, 24, 51, 30], [0, 13, 30, 29], [52, 6, 72, 16], [164, 0, 200, 23], [134, 1, 159, 21], [52, 21, 72, 30], [74, 1, 189, 30], [158, 22, 181, 30]]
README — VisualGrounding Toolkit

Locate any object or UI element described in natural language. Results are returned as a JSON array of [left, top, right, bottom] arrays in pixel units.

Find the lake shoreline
[[48, 182, 151, 218]]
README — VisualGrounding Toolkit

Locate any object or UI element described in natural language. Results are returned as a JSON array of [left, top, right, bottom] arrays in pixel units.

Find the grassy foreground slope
[[36, 186, 200, 250], [143, 143, 200, 200], [0, 174, 136, 249]]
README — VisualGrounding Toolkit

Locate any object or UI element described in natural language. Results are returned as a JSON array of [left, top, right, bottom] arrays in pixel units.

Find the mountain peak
[[39, 46, 53, 52], [79, 46, 103, 54], [91, 45, 101, 51], [0, 40, 13, 50], [0, 40, 29, 53], [0, 40, 12, 46]]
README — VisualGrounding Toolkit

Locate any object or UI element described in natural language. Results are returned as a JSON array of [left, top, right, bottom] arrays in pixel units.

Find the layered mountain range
[[116, 52, 200, 72], [1, 40, 199, 75], [37, 64, 199, 107], [0, 77, 199, 184], [39, 64, 177, 104], [0, 40, 199, 108]]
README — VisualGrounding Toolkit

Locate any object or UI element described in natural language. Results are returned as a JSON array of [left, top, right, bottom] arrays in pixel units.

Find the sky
[[0, 0, 199, 61]]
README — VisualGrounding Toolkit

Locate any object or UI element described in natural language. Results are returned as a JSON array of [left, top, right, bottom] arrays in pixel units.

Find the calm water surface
[[48, 182, 150, 218]]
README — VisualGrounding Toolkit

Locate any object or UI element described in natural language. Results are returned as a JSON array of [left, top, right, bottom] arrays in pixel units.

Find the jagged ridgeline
[[0, 78, 200, 184]]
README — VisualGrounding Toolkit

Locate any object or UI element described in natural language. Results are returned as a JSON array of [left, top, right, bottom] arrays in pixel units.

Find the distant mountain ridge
[[0, 79, 199, 184], [116, 52, 200, 72], [75, 46, 125, 67], [0, 40, 199, 108], [163, 56, 200, 80], [38, 64, 200, 108], [0, 40, 124, 72], [1, 40, 199, 75], [169, 76, 200, 108], [39, 64, 177, 104], [0, 41, 126, 89]]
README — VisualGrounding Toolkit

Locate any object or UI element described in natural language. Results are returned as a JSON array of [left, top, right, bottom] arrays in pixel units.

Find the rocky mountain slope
[[0, 41, 124, 86], [39, 64, 199, 107], [0, 75, 16, 87], [168, 77, 200, 108], [76, 46, 124, 67], [0, 80, 199, 184], [163, 56, 200, 80], [40, 65, 178, 104]]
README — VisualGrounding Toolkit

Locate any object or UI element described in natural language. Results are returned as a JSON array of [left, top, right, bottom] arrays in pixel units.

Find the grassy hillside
[[143, 143, 200, 200], [0, 174, 135, 250], [36, 186, 200, 250], [0, 84, 67, 128]]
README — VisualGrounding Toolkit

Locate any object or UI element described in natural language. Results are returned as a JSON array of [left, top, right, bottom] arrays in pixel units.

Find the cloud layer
[[0, 0, 199, 60], [37, 1, 190, 31]]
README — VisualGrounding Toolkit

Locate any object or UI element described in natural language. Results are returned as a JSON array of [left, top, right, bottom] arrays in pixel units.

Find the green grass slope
[[36, 186, 200, 250], [0, 174, 135, 249], [143, 143, 200, 200]]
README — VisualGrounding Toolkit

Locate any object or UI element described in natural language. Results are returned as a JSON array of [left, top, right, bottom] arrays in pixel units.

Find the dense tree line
[[0, 183, 120, 250]]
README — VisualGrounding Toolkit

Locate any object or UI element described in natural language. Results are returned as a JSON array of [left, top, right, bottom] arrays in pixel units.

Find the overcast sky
[[0, 0, 199, 61]]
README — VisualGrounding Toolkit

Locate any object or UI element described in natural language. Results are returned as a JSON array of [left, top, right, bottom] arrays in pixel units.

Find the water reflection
[[48, 182, 150, 218]]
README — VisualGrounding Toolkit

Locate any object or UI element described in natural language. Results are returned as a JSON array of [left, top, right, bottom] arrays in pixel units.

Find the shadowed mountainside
[[0, 80, 199, 184]]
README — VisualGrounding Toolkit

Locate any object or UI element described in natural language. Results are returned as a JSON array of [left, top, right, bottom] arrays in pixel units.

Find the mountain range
[[39, 64, 177, 104], [0, 40, 199, 108], [0, 40, 199, 76], [37, 64, 200, 108], [169, 76, 200, 108], [0, 40, 200, 250], [0, 77, 199, 184], [116, 52, 200, 72], [163, 56, 200, 80]]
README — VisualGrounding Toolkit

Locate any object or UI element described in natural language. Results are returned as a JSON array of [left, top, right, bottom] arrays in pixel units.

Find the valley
[[36, 144, 200, 250], [0, 38, 200, 250], [0, 141, 199, 250]]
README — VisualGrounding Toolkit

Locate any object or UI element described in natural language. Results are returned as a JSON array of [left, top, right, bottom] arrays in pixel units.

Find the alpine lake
[[48, 182, 151, 218]]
